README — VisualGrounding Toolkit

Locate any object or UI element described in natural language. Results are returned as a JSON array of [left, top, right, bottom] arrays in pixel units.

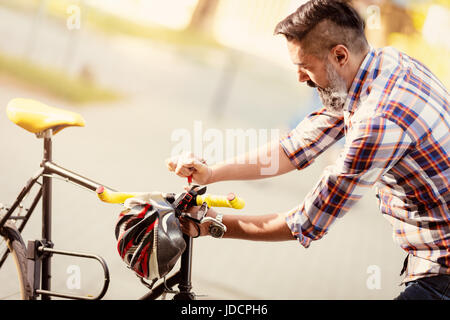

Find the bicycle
[[0, 98, 244, 300]]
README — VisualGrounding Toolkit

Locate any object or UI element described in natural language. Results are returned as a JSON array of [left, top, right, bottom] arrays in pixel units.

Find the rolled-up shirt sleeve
[[280, 107, 345, 170], [286, 115, 413, 248]]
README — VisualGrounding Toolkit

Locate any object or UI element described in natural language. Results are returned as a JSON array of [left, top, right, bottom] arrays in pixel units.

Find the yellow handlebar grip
[[96, 186, 139, 204], [196, 193, 245, 209], [97, 185, 246, 209]]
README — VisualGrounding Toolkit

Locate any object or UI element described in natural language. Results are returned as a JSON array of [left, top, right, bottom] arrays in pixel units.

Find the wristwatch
[[208, 213, 226, 238]]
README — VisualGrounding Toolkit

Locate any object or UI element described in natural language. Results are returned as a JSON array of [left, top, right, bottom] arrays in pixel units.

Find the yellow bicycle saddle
[[6, 98, 85, 135]]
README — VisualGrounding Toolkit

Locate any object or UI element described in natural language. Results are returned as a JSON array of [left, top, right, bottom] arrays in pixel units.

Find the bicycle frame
[[0, 129, 196, 300]]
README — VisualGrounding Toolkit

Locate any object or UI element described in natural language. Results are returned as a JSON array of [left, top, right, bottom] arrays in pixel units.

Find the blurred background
[[0, 0, 448, 300]]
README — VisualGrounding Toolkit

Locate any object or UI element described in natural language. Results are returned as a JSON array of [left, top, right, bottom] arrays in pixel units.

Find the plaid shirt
[[280, 47, 449, 283]]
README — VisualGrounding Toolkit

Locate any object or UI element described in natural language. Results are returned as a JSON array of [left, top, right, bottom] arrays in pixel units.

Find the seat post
[[41, 129, 53, 299]]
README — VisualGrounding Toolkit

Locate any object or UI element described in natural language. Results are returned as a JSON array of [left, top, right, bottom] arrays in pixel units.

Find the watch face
[[209, 224, 224, 238]]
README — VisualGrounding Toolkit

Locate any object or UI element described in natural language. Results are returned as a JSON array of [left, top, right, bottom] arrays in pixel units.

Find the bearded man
[[166, 0, 450, 300]]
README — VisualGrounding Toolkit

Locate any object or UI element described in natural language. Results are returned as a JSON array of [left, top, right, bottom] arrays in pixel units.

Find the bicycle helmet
[[115, 193, 186, 281]]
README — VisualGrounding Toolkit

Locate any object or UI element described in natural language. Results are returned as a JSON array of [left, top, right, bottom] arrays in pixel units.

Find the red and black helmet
[[115, 199, 186, 281]]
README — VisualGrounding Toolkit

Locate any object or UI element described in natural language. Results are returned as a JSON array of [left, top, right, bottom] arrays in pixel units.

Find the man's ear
[[331, 45, 349, 67]]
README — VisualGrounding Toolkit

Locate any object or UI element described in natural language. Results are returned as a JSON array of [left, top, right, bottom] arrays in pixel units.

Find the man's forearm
[[208, 142, 296, 184], [221, 212, 295, 241]]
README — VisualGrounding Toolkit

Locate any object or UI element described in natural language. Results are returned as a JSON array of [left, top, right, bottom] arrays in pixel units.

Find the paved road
[[0, 6, 405, 299]]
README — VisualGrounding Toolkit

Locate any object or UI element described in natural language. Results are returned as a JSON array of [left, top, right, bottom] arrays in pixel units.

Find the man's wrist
[[201, 208, 218, 237], [209, 213, 226, 238], [205, 166, 215, 184]]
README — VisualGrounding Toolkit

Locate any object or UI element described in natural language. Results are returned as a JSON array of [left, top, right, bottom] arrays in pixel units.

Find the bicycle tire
[[0, 222, 32, 300]]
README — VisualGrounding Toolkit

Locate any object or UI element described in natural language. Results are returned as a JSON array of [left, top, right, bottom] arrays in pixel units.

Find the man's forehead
[[287, 40, 313, 64]]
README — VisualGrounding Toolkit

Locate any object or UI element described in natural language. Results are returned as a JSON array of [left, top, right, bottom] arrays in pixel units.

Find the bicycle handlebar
[[196, 193, 245, 209], [96, 186, 143, 204], [96, 186, 245, 209]]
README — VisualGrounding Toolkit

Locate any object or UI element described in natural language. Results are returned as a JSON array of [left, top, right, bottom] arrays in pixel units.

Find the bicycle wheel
[[0, 221, 32, 300]]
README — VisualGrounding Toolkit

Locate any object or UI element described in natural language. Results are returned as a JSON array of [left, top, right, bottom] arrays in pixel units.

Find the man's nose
[[297, 70, 310, 83]]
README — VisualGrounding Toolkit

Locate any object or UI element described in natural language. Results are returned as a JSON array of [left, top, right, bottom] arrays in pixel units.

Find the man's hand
[[166, 152, 212, 185], [179, 206, 218, 237]]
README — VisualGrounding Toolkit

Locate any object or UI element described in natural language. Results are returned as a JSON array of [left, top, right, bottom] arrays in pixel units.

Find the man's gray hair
[[274, 0, 369, 57]]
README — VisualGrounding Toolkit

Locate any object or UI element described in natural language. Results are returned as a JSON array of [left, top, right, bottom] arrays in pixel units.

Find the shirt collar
[[344, 47, 377, 114]]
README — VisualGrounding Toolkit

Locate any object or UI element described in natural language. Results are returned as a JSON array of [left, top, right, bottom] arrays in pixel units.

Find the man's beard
[[312, 63, 348, 112]]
